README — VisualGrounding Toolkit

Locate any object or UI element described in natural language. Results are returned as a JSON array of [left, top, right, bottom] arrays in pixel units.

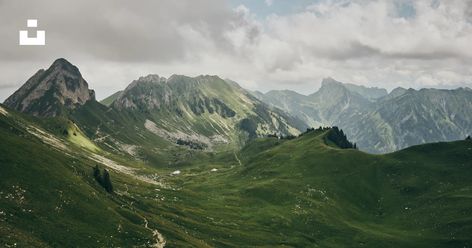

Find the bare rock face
[[112, 74, 170, 111], [4, 58, 95, 117]]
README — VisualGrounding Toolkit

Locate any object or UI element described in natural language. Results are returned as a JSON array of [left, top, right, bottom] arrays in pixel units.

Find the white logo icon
[[19, 19, 45, 46]]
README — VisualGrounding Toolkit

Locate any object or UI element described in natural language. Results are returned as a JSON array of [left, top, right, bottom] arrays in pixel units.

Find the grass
[[67, 121, 101, 152], [1, 105, 472, 247], [150, 130, 472, 247], [0, 117, 154, 246]]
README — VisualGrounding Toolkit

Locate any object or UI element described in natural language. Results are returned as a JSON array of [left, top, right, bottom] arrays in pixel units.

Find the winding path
[[143, 217, 166, 248], [234, 152, 242, 166]]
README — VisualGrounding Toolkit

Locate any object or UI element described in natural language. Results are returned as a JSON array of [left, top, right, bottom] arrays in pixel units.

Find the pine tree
[[102, 169, 113, 193]]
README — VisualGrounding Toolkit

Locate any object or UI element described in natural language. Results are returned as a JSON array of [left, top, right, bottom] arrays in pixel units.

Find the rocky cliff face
[[4, 58, 95, 117], [360, 87, 472, 153], [112, 74, 169, 111]]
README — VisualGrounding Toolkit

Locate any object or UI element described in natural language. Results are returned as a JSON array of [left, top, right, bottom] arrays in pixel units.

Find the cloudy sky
[[1, 0, 472, 101]]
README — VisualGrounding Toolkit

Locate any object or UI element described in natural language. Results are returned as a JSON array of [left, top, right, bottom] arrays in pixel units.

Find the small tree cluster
[[93, 165, 113, 193], [466, 135, 471, 141], [325, 126, 356, 149]]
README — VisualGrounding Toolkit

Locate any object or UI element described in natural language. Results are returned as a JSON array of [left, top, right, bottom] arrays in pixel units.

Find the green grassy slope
[[100, 90, 123, 107], [1, 103, 471, 247], [0, 106, 168, 247], [153, 130, 472, 247]]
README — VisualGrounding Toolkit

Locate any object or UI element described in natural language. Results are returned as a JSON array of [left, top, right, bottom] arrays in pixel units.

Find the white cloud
[[220, 0, 472, 92], [1, 0, 472, 101]]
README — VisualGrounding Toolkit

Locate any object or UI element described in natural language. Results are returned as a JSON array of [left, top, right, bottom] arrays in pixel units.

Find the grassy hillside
[[125, 129, 472, 247], [0, 106, 163, 247], [100, 91, 123, 107], [1, 104, 471, 247]]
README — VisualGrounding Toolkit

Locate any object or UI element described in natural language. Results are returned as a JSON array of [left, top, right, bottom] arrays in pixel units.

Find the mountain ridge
[[3, 59, 306, 153], [254, 78, 472, 153]]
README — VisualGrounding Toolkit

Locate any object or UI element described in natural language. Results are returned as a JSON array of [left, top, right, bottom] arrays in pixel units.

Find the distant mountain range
[[253, 78, 472, 153]]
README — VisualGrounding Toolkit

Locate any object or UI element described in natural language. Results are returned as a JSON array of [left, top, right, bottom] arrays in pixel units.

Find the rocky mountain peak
[[50, 58, 81, 73], [113, 75, 170, 110], [3, 58, 95, 117], [315, 78, 349, 98], [318, 78, 388, 101], [321, 77, 342, 87], [137, 74, 165, 84], [122, 74, 166, 93]]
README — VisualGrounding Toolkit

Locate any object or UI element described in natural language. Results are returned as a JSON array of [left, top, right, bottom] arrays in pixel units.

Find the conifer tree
[[102, 169, 113, 193]]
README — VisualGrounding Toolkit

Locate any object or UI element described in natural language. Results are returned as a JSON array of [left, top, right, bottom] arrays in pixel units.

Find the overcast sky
[[1, 0, 472, 101]]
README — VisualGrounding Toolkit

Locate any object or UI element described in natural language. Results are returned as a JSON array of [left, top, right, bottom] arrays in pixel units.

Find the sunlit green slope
[[157, 129, 472, 247]]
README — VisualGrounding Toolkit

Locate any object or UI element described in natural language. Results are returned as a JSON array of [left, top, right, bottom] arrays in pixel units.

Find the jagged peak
[[137, 74, 165, 83], [123, 74, 166, 92], [317, 78, 347, 94], [49, 58, 82, 76], [3, 58, 95, 117], [51, 58, 72, 66]]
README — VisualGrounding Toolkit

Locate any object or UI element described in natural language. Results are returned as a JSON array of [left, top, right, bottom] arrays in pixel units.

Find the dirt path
[[143, 217, 166, 248], [234, 152, 242, 166], [88, 153, 167, 187]]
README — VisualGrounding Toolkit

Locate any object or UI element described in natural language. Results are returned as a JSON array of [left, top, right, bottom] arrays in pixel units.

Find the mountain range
[[4, 59, 305, 154], [254, 77, 472, 153], [1, 58, 471, 247]]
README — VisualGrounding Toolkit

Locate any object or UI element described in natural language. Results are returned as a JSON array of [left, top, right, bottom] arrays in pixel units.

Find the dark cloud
[[466, 0, 472, 23], [0, 0, 235, 63], [313, 41, 467, 62], [317, 41, 382, 60]]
